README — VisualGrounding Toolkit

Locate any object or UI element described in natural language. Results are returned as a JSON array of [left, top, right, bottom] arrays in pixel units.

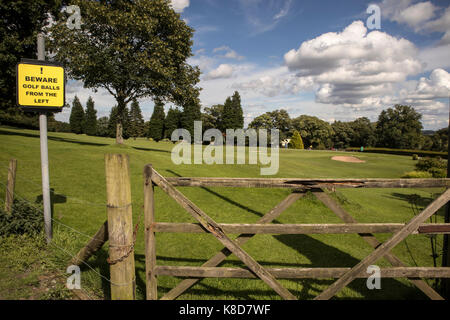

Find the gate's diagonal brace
[[161, 191, 305, 300], [314, 188, 450, 300], [313, 190, 444, 300], [150, 168, 297, 300]]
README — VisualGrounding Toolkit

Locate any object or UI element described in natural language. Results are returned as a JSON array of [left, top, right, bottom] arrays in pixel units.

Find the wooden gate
[[143, 164, 450, 300]]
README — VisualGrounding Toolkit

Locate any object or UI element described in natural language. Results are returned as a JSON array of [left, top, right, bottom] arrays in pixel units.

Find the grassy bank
[[0, 126, 446, 300]]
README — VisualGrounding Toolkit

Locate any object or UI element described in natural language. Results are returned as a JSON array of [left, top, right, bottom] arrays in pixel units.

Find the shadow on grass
[[165, 169, 266, 219], [0, 128, 109, 147], [387, 192, 446, 217], [132, 146, 171, 154], [273, 234, 428, 300]]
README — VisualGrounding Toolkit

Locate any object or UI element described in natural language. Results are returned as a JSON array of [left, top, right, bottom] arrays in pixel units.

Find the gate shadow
[[273, 234, 429, 300]]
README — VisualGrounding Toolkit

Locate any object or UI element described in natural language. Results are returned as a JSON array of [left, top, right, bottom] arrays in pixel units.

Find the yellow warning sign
[[17, 59, 65, 111]]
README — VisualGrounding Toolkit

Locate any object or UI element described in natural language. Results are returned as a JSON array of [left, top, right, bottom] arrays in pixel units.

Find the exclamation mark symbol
[[40, 67, 43, 74]]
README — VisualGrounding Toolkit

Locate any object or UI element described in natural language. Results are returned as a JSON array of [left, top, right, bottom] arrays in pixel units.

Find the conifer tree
[[129, 99, 145, 139], [148, 99, 166, 141], [69, 96, 85, 134], [181, 98, 202, 139], [164, 107, 182, 139], [84, 96, 97, 136], [108, 105, 131, 139], [289, 130, 304, 149], [231, 91, 244, 129]]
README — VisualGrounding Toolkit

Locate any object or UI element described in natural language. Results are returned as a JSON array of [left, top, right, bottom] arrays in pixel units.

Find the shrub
[[415, 157, 447, 172], [289, 130, 304, 150], [401, 171, 433, 179], [0, 199, 43, 236], [412, 154, 419, 160]]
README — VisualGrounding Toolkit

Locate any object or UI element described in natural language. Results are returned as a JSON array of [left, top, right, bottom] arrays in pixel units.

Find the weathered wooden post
[[4, 159, 17, 214], [144, 164, 157, 300], [105, 154, 135, 300]]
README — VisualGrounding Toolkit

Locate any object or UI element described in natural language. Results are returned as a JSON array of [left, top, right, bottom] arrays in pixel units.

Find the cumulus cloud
[[381, 0, 450, 43], [170, 0, 189, 13], [213, 46, 245, 60], [283, 21, 423, 106], [204, 64, 234, 80], [381, 0, 437, 29]]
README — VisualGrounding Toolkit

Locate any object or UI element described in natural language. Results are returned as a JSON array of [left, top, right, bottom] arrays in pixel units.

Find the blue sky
[[59, 0, 450, 130]]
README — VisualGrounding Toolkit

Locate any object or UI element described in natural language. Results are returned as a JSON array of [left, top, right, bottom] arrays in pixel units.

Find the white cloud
[[213, 46, 245, 60], [418, 44, 450, 71], [204, 64, 234, 80], [170, 0, 190, 13], [283, 21, 423, 106], [387, 1, 437, 29]]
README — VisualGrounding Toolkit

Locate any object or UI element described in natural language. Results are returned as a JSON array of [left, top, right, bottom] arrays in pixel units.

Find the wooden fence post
[[105, 154, 135, 300], [4, 159, 17, 214], [144, 164, 157, 300]]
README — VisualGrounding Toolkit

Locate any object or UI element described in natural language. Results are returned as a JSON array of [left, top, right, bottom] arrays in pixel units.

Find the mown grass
[[0, 126, 446, 300]]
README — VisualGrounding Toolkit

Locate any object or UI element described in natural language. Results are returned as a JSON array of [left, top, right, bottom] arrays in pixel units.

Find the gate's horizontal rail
[[164, 177, 450, 189], [155, 266, 450, 279], [152, 222, 450, 235]]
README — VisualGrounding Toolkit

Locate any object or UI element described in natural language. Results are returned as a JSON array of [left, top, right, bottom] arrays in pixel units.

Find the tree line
[[248, 105, 447, 152]]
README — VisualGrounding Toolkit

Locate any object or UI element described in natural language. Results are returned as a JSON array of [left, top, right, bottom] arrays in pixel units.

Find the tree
[[291, 115, 334, 149], [48, 0, 201, 144], [430, 128, 448, 152], [97, 116, 109, 137], [289, 130, 304, 149], [129, 99, 145, 139], [69, 96, 85, 134], [231, 91, 244, 129], [148, 99, 165, 141], [108, 106, 130, 139], [84, 96, 97, 136], [181, 95, 202, 139], [332, 121, 354, 149], [222, 91, 244, 130], [249, 109, 291, 140], [0, 0, 64, 115], [376, 105, 423, 149], [349, 117, 377, 147], [165, 107, 182, 139], [202, 104, 224, 132]]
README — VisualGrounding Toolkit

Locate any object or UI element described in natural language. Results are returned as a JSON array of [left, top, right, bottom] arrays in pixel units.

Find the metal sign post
[[37, 33, 52, 243]]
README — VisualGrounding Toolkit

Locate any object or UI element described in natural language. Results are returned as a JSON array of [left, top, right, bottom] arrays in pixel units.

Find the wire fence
[[0, 162, 145, 299]]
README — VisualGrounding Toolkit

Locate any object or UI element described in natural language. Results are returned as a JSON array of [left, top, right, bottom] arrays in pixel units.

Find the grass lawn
[[0, 126, 446, 300]]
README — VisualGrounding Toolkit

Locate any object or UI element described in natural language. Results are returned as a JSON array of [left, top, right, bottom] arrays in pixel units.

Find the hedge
[[345, 147, 447, 159]]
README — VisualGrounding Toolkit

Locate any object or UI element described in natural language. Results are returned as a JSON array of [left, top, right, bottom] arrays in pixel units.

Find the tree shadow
[[273, 234, 429, 300], [387, 192, 446, 217], [0, 128, 109, 147], [165, 169, 266, 219], [132, 146, 171, 154]]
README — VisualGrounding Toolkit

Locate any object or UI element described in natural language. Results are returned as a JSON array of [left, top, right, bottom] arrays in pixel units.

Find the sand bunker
[[332, 156, 366, 163]]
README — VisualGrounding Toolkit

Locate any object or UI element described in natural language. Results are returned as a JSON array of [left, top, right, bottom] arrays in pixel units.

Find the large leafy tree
[[249, 109, 291, 140], [129, 99, 145, 139], [291, 115, 334, 149], [202, 104, 224, 132], [0, 0, 65, 124], [376, 105, 423, 149], [148, 99, 166, 141], [69, 96, 85, 134], [48, 0, 201, 144], [84, 96, 97, 136], [349, 117, 377, 147], [332, 121, 354, 149]]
